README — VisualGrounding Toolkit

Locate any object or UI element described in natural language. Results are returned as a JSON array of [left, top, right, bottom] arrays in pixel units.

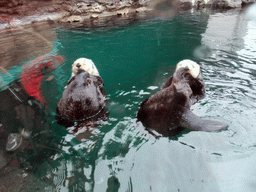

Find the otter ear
[[176, 60, 200, 78], [180, 107, 228, 132]]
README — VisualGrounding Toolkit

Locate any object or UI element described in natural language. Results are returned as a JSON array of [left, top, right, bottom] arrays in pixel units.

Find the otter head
[[72, 58, 100, 77], [176, 59, 205, 101], [176, 59, 200, 78]]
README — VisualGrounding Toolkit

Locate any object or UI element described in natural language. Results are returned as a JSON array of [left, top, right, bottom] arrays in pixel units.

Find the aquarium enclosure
[[0, 1, 256, 191]]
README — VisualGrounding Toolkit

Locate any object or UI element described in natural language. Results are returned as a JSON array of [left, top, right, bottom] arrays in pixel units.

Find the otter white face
[[176, 59, 200, 78], [72, 58, 100, 77]]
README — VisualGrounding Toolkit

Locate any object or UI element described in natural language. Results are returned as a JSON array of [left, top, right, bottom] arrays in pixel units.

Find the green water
[[2, 8, 256, 192]]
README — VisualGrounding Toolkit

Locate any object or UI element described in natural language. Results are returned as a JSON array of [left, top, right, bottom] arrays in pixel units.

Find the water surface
[[1, 8, 256, 192]]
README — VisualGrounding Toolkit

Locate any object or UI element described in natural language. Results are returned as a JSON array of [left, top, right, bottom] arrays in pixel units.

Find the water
[[1, 7, 256, 192]]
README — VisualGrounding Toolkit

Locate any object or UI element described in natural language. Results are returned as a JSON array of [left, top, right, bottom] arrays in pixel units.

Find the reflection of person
[[21, 54, 65, 105], [0, 54, 64, 151], [42, 129, 104, 191], [0, 82, 23, 151]]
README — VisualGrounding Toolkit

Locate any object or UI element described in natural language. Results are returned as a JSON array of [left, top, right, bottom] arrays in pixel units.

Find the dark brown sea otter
[[56, 58, 108, 131], [137, 59, 228, 136]]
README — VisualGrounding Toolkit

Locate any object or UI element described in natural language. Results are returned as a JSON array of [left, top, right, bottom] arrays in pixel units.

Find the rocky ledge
[[0, 0, 255, 28]]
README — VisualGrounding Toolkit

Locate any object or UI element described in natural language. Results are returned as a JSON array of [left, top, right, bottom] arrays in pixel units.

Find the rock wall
[[0, 0, 250, 16], [0, 0, 255, 26]]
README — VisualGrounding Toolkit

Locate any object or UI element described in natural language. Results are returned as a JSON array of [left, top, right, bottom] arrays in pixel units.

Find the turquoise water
[[1, 8, 256, 192]]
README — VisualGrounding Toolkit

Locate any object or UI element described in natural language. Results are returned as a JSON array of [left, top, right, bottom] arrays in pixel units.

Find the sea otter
[[56, 58, 108, 130], [137, 59, 228, 136]]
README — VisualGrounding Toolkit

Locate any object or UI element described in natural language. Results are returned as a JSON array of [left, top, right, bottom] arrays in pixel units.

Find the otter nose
[[76, 63, 81, 68]]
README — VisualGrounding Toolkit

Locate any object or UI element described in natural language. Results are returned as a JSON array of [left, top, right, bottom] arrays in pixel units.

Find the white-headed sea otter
[[137, 59, 228, 136], [56, 58, 108, 131]]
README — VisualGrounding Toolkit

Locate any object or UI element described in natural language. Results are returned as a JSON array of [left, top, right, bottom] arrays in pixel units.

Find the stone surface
[[61, 15, 83, 22], [0, 0, 252, 27]]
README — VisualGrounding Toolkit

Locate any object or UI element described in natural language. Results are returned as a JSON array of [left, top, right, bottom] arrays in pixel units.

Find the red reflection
[[21, 54, 64, 105]]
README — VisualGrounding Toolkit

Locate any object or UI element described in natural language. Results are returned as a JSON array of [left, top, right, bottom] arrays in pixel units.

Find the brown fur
[[137, 66, 205, 136]]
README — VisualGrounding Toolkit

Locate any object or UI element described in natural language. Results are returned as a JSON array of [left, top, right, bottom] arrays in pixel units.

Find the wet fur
[[56, 69, 108, 128], [137, 66, 227, 136]]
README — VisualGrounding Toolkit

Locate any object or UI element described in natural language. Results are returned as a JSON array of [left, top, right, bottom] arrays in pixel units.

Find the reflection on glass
[[1, 8, 256, 192]]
